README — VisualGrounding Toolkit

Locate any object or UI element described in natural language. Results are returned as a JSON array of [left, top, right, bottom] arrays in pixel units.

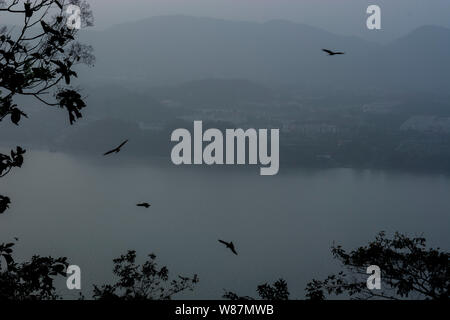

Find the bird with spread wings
[[136, 202, 151, 208], [218, 240, 238, 255], [103, 140, 129, 156], [322, 49, 345, 56]]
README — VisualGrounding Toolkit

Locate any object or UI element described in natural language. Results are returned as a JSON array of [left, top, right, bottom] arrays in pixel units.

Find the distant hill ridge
[[78, 15, 450, 92]]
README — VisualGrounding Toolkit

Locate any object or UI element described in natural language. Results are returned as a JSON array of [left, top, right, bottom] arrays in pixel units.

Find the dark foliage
[[305, 232, 449, 300], [92, 250, 199, 300], [0, 146, 25, 177], [0, 242, 69, 300], [0, 195, 11, 213], [224, 279, 290, 301], [1, 243, 199, 300], [0, 0, 94, 214], [0, 146, 25, 214]]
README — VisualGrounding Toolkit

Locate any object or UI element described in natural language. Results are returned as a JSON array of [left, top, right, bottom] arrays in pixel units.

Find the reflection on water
[[1, 151, 449, 299]]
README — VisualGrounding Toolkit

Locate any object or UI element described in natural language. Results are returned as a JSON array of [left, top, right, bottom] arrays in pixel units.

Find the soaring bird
[[103, 139, 129, 156], [136, 202, 151, 208], [218, 240, 238, 255], [322, 49, 345, 56]]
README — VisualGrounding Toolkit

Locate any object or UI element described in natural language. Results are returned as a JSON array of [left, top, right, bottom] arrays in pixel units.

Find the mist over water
[[1, 150, 449, 298], [1, 0, 450, 304]]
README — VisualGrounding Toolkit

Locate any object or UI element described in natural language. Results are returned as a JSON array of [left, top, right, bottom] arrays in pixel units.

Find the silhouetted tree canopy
[[1, 244, 199, 300], [0, 146, 25, 214], [92, 250, 199, 300], [305, 232, 449, 300], [224, 279, 290, 301], [0, 0, 94, 214], [0, 242, 69, 300]]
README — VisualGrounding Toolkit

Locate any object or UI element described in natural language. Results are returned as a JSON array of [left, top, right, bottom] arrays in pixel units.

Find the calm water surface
[[1, 151, 449, 298]]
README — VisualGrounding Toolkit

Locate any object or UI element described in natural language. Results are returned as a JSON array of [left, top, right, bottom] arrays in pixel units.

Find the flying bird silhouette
[[136, 202, 151, 208], [322, 49, 345, 56], [103, 139, 129, 156], [218, 239, 238, 255]]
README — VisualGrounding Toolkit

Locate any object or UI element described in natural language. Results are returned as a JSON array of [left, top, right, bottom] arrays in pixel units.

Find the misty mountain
[[78, 15, 450, 92], [83, 84, 173, 121], [378, 25, 450, 92], [79, 16, 374, 88], [148, 78, 275, 108]]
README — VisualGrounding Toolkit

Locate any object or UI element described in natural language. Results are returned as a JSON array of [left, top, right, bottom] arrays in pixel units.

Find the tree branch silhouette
[[305, 232, 449, 300], [92, 250, 199, 300], [224, 279, 290, 301], [0, 241, 69, 300], [0, 0, 94, 214]]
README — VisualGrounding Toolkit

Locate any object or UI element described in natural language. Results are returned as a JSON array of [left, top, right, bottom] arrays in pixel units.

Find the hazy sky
[[1, 0, 449, 42], [87, 0, 450, 41]]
